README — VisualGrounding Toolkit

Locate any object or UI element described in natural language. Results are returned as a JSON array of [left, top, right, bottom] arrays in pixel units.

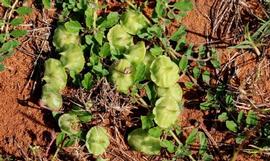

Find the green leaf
[[10, 29, 27, 38], [170, 26, 186, 41], [148, 127, 162, 138], [86, 126, 110, 155], [246, 110, 258, 127], [16, 7, 32, 15], [42, 0, 51, 9], [226, 120, 238, 132], [64, 20, 82, 33], [99, 12, 119, 29], [155, 0, 167, 18], [0, 34, 5, 43], [0, 40, 20, 53], [94, 30, 104, 46], [218, 112, 228, 122], [141, 115, 154, 130], [56, 132, 65, 146], [99, 42, 110, 57], [184, 82, 193, 89], [150, 46, 163, 57], [0, 64, 5, 71], [179, 55, 188, 72], [174, 0, 193, 11], [10, 17, 24, 26], [81, 73, 93, 90], [133, 63, 146, 83], [185, 128, 198, 145], [236, 135, 246, 144], [63, 136, 76, 147], [85, 7, 94, 28], [202, 70, 210, 84], [198, 132, 207, 154], [193, 66, 200, 79], [202, 153, 213, 161], [237, 111, 244, 124], [0, 0, 11, 7], [70, 106, 92, 123], [160, 140, 175, 153]]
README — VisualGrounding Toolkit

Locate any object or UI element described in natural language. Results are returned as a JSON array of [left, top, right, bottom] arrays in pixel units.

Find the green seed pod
[[107, 24, 133, 53], [53, 25, 80, 51], [150, 55, 179, 87], [157, 83, 183, 102], [125, 41, 146, 63], [43, 58, 67, 91], [121, 10, 148, 35], [41, 84, 63, 111], [58, 113, 81, 136], [59, 45, 85, 74], [153, 97, 180, 128], [111, 59, 133, 94], [86, 126, 110, 156], [128, 128, 161, 155]]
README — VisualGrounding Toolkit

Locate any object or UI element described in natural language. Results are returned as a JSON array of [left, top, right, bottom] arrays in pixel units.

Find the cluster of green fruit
[[105, 10, 184, 155], [41, 24, 85, 111]]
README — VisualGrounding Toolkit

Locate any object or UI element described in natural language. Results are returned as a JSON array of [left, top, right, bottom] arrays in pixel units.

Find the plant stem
[[93, 0, 98, 31], [169, 130, 196, 161]]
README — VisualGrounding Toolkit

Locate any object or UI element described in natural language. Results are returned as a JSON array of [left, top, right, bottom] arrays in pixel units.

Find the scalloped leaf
[[157, 83, 183, 102]]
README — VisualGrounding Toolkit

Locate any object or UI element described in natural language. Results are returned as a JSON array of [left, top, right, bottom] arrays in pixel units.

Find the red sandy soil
[[0, 51, 53, 157]]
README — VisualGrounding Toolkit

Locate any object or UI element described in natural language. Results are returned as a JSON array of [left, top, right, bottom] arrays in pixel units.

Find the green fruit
[[60, 45, 85, 74], [153, 97, 181, 128], [41, 84, 63, 111], [43, 58, 67, 91], [107, 24, 133, 53], [157, 83, 183, 102], [86, 126, 110, 155], [53, 25, 80, 51], [128, 128, 161, 155], [125, 41, 146, 63], [121, 10, 148, 35], [58, 113, 81, 135], [150, 55, 179, 87], [111, 59, 134, 93]]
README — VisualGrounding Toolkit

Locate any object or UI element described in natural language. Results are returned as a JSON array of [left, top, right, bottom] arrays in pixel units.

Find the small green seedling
[[86, 126, 110, 156]]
